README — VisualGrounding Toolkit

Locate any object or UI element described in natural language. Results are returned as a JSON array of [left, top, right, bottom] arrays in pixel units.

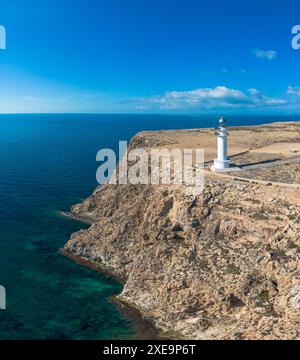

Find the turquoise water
[[0, 114, 299, 339]]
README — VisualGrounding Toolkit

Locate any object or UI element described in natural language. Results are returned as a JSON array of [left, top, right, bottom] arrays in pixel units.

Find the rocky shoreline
[[60, 249, 163, 340], [64, 122, 300, 339]]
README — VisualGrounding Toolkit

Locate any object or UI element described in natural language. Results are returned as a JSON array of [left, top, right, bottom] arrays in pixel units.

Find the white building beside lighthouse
[[212, 117, 230, 171]]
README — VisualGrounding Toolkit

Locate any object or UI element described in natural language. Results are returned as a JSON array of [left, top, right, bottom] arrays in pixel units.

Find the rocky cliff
[[64, 122, 300, 339]]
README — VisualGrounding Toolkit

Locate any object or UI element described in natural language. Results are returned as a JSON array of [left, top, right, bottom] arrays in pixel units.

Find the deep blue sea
[[0, 113, 299, 339]]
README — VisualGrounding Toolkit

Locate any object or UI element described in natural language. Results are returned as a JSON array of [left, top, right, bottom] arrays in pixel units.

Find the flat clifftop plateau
[[64, 122, 300, 339]]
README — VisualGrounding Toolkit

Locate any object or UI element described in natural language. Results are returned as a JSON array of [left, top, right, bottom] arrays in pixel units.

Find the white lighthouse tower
[[213, 117, 230, 171]]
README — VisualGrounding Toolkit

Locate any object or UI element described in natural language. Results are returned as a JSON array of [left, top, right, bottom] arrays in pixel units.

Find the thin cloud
[[287, 85, 300, 96], [253, 49, 277, 60], [23, 96, 68, 103], [248, 88, 259, 95]]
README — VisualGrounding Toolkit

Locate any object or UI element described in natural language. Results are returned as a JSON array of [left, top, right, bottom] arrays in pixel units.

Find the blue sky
[[1, 0, 300, 113]]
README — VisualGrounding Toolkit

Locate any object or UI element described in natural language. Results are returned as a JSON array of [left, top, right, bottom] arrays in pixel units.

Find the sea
[[0, 113, 299, 339]]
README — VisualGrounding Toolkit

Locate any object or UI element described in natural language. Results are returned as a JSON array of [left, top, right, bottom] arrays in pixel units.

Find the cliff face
[[64, 123, 300, 339]]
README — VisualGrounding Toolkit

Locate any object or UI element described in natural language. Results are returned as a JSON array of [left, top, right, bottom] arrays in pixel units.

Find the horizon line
[[0, 112, 300, 117]]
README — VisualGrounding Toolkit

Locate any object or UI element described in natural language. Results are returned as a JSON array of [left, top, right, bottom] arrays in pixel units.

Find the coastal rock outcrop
[[64, 123, 300, 339]]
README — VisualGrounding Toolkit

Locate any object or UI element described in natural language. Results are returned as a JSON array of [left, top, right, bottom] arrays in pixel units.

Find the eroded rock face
[[64, 123, 300, 339], [65, 173, 300, 339]]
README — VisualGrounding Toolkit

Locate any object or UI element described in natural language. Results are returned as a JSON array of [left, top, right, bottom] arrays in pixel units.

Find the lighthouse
[[213, 117, 230, 171]]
